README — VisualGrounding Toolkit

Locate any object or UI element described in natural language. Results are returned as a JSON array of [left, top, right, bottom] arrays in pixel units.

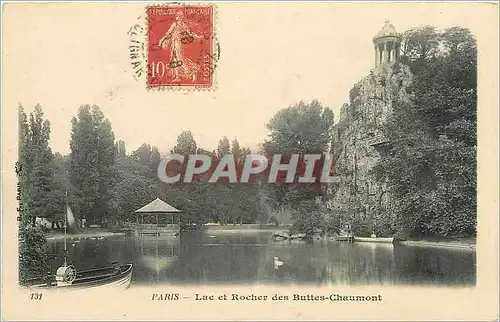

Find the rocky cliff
[[325, 62, 413, 236]]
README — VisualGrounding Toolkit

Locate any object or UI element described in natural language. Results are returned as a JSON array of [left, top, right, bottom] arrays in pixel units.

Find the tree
[[173, 131, 197, 155], [261, 100, 335, 213], [132, 143, 152, 165], [217, 136, 230, 157], [19, 225, 52, 282], [130, 143, 161, 178], [400, 26, 440, 64], [115, 140, 126, 158], [110, 174, 156, 224], [197, 148, 216, 157], [18, 104, 54, 282], [45, 153, 70, 219], [374, 26, 477, 238], [18, 105, 55, 225], [69, 105, 116, 226], [264, 100, 334, 155], [231, 138, 242, 161], [151, 146, 161, 178]]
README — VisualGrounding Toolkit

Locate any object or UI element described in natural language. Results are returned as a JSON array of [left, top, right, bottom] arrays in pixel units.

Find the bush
[[19, 225, 51, 283]]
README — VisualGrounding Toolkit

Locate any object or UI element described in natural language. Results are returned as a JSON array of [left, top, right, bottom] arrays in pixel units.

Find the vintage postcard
[[1, 2, 499, 321]]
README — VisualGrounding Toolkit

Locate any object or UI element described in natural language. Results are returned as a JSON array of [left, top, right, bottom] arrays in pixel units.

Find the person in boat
[[339, 223, 353, 237]]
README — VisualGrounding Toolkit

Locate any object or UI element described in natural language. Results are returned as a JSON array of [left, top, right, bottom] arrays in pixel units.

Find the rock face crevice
[[325, 62, 413, 236]]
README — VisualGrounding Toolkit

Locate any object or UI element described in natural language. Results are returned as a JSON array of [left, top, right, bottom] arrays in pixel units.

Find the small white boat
[[355, 237, 395, 244]]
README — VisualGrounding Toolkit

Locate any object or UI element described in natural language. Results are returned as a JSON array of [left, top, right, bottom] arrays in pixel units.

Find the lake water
[[46, 231, 476, 287]]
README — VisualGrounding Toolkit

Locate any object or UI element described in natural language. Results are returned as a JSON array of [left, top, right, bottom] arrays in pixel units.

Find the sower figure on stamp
[[158, 11, 203, 82]]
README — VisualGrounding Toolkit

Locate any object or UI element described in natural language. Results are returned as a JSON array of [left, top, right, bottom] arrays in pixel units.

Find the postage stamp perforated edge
[[144, 3, 219, 92]]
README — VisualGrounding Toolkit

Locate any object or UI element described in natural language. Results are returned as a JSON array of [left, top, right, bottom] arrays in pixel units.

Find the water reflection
[[134, 236, 180, 284], [45, 231, 475, 287]]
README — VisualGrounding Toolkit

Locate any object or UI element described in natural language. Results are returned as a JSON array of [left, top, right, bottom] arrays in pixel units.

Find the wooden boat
[[290, 233, 307, 240], [24, 263, 133, 290], [336, 223, 355, 242], [336, 235, 355, 242], [272, 234, 288, 241], [272, 232, 308, 242], [355, 237, 395, 244], [24, 196, 134, 291]]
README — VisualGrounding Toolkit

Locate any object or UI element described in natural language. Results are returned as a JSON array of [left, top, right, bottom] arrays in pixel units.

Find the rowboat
[[355, 237, 395, 244], [24, 263, 133, 291], [24, 195, 134, 291], [336, 235, 355, 242], [272, 231, 307, 242]]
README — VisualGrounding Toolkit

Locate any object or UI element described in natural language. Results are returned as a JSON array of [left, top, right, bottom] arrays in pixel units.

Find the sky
[[2, 2, 495, 155]]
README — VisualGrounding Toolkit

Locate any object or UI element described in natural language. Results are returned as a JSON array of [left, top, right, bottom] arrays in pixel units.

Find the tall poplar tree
[[69, 105, 116, 226], [18, 104, 54, 281]]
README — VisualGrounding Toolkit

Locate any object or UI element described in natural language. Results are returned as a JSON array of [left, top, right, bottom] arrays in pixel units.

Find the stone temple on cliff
[[373, 20, 402, 67], [326, 21, 412, 235]]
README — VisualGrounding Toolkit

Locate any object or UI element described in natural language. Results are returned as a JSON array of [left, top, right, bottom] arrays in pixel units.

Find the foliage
[[129, 143, 161, 178], [69, 105, 117, 225], [109, 174, 156, 225], [19, 225, 52, 282], [115, 140, 126, 157], [291, 204, 323, 237], [375, 26, 477, 238], [400, 26, 441, 63], [349, 83, 362, 104], [217, 136, 230, 158], [261, 100, 334, 218], [18, 105, 57, 225], [264, 100, 334, 155], [173, 130, 197, 155], [18, 104, 55, 282]]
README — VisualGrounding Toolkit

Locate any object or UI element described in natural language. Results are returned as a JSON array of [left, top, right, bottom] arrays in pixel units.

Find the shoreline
[[44, 226, 476, 250], [45, 231, 124, 240], [202, 226, 476, 250]]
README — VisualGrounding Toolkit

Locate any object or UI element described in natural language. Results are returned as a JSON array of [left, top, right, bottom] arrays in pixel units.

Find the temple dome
[[373, 20, 400, 42]]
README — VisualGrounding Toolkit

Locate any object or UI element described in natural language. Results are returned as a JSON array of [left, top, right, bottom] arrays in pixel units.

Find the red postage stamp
[[146, 5, 215, 89]]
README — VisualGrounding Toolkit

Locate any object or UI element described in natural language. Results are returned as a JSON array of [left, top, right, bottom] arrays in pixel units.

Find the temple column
[[383, 43, 387, 62], [374, 45, 378, 66]]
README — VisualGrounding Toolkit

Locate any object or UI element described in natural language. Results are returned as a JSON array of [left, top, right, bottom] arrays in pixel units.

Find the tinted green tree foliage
[[18, 225, 51, 282], [375, 26, 477, 238], [18, 105, 55, 281], [172, 130, 197, 155], [160, 133, 263, 226], [107, 142, 160, 226], [261, 100, 334, 210], [19, 105, 56, 225], [69, 105, 116, 226], [260, 100, 335, 235]]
